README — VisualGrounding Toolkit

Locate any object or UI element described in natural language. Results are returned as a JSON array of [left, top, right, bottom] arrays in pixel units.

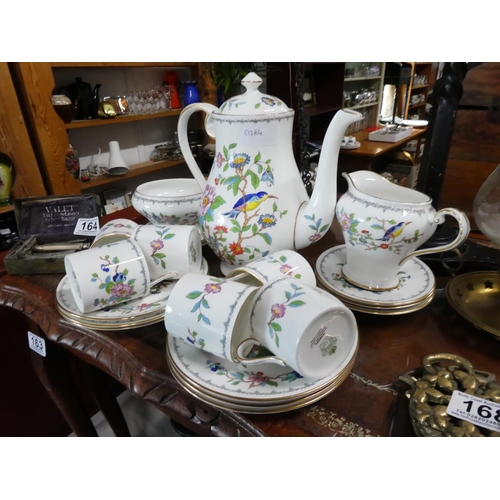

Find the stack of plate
[[315, 245, 435, 315], [56, 275, 176, 330], [166, 330, 359, 414]]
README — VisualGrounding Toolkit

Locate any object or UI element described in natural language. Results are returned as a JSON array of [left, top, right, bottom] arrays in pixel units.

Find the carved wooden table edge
[[0, 274, 265, 437]]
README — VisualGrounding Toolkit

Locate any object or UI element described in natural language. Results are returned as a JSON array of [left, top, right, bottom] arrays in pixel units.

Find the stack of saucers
[[315, 245, 435, 315], [166, 332, 359, 414], [56, 276, 177, 330]]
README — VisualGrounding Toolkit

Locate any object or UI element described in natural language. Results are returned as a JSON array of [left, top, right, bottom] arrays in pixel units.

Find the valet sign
[[240, 121, 278, 147], [447, 390, 500, 433]]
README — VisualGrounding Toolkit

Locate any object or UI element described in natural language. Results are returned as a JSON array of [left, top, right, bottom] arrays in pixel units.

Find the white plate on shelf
[[341, 141, 361, 150], [402, 119, 428, 128]]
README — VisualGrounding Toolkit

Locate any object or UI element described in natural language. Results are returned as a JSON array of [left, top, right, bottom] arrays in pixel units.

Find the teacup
[[341, 136, 356, 147], [236, 276, 358, 379], [336, 170, 470, 290], [64, 238, 156, 314], [91, 218, 138, 248], [164, 272, 258, 362], [131, 224, 202, 280], [225, 249, 316, 287]]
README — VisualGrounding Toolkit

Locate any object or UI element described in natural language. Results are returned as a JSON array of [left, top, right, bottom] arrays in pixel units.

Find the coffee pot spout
[[294, 109, 363, 249]]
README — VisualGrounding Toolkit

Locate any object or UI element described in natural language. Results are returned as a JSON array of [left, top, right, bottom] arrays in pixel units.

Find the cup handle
[[150, 271, 178, 287], [235, 339, 287, 367], [400, 208, 470, 265]]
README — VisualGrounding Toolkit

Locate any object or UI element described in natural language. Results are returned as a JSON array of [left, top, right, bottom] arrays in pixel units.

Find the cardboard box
[[4, 194, 101, 275], [368, 126, 413, 143]]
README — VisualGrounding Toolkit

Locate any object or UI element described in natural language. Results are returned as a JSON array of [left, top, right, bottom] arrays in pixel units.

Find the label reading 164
[[74, 216, 100, 236], [447, 390, 500, 433]]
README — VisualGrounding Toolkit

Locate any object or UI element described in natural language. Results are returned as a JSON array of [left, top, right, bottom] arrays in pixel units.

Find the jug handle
[[235, 339, 287, 368], [399, 208, 470, 266], [177, 102, 218, 191]]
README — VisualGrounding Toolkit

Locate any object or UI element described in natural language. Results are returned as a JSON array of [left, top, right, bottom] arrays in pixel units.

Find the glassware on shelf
[[473, 163, 500, 246]]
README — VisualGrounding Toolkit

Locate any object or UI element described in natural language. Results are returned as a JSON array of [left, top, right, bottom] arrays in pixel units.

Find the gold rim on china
[[168, 355, 354, 414], [166, 339, 358, 405], [57, 306, 164, 330], [315, 272, 435, 308], [340, 292, 435, 316]]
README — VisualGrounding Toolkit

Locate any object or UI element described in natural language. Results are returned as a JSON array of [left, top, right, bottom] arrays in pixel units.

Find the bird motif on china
[[377, 221, 411, 242], [223, 191, 278, 219]]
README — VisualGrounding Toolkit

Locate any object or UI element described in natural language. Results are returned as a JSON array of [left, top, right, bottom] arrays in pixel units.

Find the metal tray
[[446, 271, 500, 338]]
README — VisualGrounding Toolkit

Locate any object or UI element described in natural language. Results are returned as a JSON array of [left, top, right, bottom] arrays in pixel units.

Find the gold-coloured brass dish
[[445, 271, 500, 339]]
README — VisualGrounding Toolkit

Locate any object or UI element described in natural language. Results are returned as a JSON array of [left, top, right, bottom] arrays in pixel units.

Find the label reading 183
[[447, 390, 500, 433], [74, 217, 100, 236], [27, 331, 46, 357]]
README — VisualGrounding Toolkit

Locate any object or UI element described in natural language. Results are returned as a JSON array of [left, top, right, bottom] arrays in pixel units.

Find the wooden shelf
[[305, 104, 342, 117], [347, 101, 379, 110], [0, 205, 13, 215], [409, 102, 427, 109], [344, 76, 382, 82], [65, 109, 183, 129], [411, 84, 429, 90], [80, 158, 186, 189], [51, 62, 197, 68]]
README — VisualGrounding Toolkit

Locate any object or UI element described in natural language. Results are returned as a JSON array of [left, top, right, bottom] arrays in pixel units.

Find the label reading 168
[[447, 390, 500, 433]]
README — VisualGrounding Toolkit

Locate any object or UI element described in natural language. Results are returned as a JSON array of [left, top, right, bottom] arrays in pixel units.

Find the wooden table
[[1, 221, 499, 437], [339, 127, 427, 173]]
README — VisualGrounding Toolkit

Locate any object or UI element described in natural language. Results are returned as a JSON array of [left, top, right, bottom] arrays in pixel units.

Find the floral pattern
[[102, 222, 135, 231], [200, 142, 288, 266], [266, 282, 306, 348], [185, 278, 225, 325], [206, 358, 302, 388], [337, 207, 424, 255], [304, 213, 330, 243], [266, 254, 302, 279], [148, 226, 176, 269], [90, 255, 137, 308], [138, 210, 198, 226], [186, 328, 205, 349]]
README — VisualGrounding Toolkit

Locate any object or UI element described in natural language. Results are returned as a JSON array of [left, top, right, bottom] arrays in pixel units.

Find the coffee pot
[[177, 72, 363, 272]]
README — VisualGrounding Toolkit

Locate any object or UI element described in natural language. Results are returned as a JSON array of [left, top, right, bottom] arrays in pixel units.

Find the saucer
[[341, 141, 361, 150], [56, 276, 174, 325], [315, 245, 435, 307], [167, 346, 356, 413], [334, 290, 435, 315], [166, 330, 358, 403]]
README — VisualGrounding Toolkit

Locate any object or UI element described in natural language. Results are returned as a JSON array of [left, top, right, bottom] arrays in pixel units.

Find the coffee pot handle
[[177, 102, 218, 192], [235, 338, 287, 367], [401, 208, 470, 265]]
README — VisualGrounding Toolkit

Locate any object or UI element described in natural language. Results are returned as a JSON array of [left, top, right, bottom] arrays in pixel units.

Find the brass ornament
[[400, 353, 500, 437]]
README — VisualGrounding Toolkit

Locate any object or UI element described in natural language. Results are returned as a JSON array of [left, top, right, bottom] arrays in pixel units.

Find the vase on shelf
[[51, 94, 75, 123], [92, 83, 102, 119], [65, 144, 80, 180], [183, 81, 200, 106], [0, 153, 15, 206]]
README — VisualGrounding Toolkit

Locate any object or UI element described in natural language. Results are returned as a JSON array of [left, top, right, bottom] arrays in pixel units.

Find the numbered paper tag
[[239, 121, 278, 147], [74, 216, 100, 236], [27, 331, 46, 357], [447, 390, 500, 433]]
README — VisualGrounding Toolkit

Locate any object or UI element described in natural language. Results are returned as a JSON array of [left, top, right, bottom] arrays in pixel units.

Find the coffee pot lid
[[216, 72, 292, 116]]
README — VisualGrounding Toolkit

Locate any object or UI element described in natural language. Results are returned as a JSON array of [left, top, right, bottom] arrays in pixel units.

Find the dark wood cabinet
[[266, 62, 345, 165]]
